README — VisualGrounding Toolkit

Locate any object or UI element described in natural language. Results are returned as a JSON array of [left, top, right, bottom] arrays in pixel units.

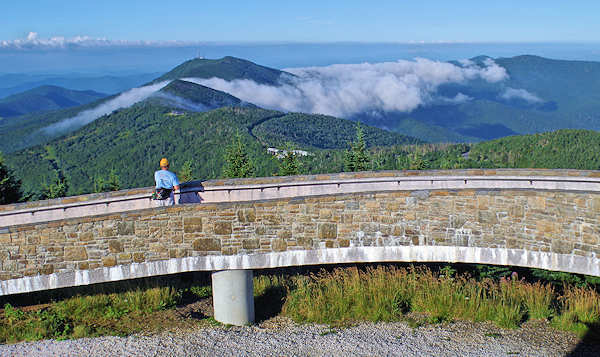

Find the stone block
[[78, 262, 90, 270], [184, 217, 203, 233], [214, 221, 232, 235], [297, 236, 313, 249], [338, 239, 350, 247], [319, 209, 332, 218], [551, 239, 573, 255], [193, 238, 221, 251], [102, 256, 117, 267], [528, 196, 546, 210], [133, 252, 145, 263], [277, 230, 292, 239], [318, 223, 337, 239], [79, 232, 94, 242], [117, 222, 135, 235], [64, 246, 88, 261], [237, 208, 256, 223], [40, 264, 54, 275], [108, 240, 124, 253], [272, 239, 287, 252], [242, 239, 260, 250], [0, 233, 10, 244], [222, 247, 239, 255]]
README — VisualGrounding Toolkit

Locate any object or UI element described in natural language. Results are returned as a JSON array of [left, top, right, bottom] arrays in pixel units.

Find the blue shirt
[[154, 170, 180, 189]]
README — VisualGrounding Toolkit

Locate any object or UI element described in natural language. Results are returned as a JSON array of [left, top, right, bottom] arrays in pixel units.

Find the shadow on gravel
[[567, 325, 600, 357], [254, 285, 287, 323]]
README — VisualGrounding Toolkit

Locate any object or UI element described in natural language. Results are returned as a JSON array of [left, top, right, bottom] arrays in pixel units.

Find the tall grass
[[282, 266, 593, 333], [0, 286, 179, 343]]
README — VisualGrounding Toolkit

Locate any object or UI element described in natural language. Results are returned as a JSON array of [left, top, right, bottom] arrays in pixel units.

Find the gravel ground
[[0, 319, 597, 356]]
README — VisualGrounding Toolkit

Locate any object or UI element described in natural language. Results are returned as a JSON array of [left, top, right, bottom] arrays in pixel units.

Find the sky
[[2, 1, 600, 44], [2, 1, 600, 74]]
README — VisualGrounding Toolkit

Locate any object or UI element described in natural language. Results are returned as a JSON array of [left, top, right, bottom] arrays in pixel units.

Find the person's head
[[159, 157, 169, 170]]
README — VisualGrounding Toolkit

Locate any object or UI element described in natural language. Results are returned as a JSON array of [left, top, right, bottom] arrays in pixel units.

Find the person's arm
[[172, 172, 180, 191]]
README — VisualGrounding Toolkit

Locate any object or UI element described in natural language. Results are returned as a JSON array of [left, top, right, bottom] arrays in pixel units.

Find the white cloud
[[186, 58, 508, 117], [40, 81, 170, 134], [500, 87, 543, 103], [0, 32, 192, 50]]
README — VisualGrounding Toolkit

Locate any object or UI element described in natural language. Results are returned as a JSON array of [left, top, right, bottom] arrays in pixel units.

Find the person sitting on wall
[[153, 158, 180, 206]]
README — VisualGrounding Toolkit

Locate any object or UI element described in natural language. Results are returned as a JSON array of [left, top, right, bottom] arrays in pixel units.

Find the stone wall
[[2, 181, 600, 295]]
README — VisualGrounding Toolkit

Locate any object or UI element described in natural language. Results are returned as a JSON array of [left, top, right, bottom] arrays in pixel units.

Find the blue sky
[[2, 1, 599, 44]]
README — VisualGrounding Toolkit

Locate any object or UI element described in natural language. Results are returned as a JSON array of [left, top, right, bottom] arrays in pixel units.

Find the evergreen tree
[[344, 124, 370, 172], [179, 160, 195, 182], [408, 152, 428, 170], [278, 143, 302, 176], [223, 131, 255, 178], [93, 169, 121, 193], [0, 152, 22, 204], [41, 169, 68, 199]]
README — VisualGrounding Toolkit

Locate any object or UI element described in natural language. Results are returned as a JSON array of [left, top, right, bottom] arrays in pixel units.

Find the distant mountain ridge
[[0, 85, 106, 118], [0, 72, 161, 98]]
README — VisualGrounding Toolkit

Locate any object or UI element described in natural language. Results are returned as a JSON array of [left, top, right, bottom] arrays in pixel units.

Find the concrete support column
[[211, 269, 255, 326]]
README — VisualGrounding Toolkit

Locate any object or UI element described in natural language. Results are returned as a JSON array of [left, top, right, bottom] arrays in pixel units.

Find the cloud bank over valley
[[187, 58, 509, 117], [40, 81, 170, 135]]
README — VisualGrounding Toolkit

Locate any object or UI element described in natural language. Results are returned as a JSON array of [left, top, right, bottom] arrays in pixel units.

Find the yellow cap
[[160, 158, 169, 167]]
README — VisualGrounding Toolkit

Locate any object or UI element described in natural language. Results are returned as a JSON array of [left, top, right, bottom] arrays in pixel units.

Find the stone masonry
[[1, 186, 600, 282]]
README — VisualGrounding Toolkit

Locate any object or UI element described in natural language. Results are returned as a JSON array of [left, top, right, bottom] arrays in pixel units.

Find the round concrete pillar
[[211, 269, 255, 326]]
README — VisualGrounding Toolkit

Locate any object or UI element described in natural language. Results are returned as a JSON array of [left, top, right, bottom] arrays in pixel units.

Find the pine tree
[[41, 169, 69, 199], [278, 143, 302, 176], [344, 124, 370, 172], [0, 152, 22, 204], [179, 160, 195, 182], [93, 169, 120, 193], [223, 131, 255, 178]]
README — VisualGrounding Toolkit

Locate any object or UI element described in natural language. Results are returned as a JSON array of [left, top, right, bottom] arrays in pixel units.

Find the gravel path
[[0, 320, 596, 356]]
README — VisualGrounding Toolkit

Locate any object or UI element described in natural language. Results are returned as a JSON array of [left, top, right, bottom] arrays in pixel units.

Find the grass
[[0, 265, 599, 344], [281, 266, 599, 335]]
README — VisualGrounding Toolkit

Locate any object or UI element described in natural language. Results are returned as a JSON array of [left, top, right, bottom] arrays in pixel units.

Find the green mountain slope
[[152, 56, 290, 85], [0, 95, 116, 153], [252, 112, 422, 149], [0, 85, 106, 117], [7, 100, 419, 196], [0, 56, 290, 154]]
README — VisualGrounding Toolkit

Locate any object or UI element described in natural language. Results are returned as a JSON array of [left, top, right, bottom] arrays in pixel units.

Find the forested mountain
[[0, 95, 116, 153], [151, 56, 290, 85], [0, 56, 291, 154], [6, 102, 418, 196], [0, 85, 106, 118], [351, 129, 600, 172]]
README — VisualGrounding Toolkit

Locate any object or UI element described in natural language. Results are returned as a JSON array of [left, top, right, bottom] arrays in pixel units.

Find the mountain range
[[3, 54, 600, 196], [0, 85, 106, 118]]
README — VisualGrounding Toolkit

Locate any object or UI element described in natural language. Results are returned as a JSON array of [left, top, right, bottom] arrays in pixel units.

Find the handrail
[[2, 174, 600, 221], [200, 175, 600, 192]]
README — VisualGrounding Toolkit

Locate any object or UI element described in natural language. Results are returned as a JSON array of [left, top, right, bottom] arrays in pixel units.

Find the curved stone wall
[[1, 169, 600, 295]]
